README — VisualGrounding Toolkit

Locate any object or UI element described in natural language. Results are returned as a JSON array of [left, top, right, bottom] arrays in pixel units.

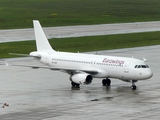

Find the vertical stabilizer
[[33, 20, 53, 51]]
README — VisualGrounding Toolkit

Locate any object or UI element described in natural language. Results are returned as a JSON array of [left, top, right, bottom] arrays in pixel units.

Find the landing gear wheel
[[102, 78, 111, 86], [131, 85, 137, 90], [106, 79, 111, 86], [71, 81, 80, 88], [131, 80, 137, 90], [102, 79, 107, 86]]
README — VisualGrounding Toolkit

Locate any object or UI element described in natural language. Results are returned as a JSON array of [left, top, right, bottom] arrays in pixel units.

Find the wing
[[9, 64, 98, 75]]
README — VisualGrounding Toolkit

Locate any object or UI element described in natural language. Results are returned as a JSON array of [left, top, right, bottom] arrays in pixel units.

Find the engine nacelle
[[70, 73, 93, 85]]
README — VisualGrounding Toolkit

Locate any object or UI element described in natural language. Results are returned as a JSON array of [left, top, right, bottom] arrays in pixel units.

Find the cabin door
[[124, 61, 130, 73]]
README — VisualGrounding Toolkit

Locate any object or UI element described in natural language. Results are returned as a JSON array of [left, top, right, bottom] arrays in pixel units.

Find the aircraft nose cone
[[139, 69, 153, 80], [146, 69, 153, 79]]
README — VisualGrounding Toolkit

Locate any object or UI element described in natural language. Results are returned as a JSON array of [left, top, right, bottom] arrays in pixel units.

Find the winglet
[[33, 20, 54, 52], [143, 57, 147, 62], [5, 61, 9, 67]]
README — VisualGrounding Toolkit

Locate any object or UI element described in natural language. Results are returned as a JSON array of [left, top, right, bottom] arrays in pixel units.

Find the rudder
[[33, 20, 54, 51]]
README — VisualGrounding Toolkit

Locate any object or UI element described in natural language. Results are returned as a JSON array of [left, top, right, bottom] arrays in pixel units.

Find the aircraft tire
[[131, 85, 137, 90], [102, 78, 111, 86], [102, 79, 107, 86], [106, 79, 111, 86], [71, 81, 80, 88]]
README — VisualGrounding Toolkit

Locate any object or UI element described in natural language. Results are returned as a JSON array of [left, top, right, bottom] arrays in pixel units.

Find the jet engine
[[70, 73, 93, 85]]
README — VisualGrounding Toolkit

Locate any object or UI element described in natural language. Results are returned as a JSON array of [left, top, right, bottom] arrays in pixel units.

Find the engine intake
[[70, 73, 93, 85]]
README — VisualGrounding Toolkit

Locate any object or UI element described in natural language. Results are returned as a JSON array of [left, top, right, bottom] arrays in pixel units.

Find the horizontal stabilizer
[[9, 53, 30, 57], [9, 53, 41, 59]]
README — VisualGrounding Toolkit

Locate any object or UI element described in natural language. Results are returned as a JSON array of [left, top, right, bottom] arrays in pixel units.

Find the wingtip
[[5, 61, 9, 67], [143, 57, 147, 62]]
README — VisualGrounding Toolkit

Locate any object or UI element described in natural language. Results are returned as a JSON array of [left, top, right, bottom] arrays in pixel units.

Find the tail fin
[[33, 20, 54, 51]]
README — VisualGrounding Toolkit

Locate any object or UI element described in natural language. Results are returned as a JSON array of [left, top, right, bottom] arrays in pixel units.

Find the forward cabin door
[[124, 61, 130, 73]]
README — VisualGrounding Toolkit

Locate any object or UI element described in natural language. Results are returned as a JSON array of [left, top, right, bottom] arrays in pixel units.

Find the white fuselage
[[35, 51, 153, 82]]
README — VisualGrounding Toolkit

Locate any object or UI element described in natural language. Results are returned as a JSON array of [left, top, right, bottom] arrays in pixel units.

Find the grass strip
[[0, 0, 160, 29], [0, 31, 160, 58]]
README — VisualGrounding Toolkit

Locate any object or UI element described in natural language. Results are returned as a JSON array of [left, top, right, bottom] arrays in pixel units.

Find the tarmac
[[0, 45, 160, 120], [0, 21, 160, 43]]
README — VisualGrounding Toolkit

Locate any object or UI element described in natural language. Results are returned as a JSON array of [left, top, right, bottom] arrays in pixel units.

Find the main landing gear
[[102, 78, 111, 86], [131, 80, 137, 90], [71, 81, 80, 88]]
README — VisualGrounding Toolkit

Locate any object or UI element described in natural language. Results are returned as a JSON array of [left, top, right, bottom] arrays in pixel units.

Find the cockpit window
[[134, 65, 149, 68], [141, 65, 146, 68]]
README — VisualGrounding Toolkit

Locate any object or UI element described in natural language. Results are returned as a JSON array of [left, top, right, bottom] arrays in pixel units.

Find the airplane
[[9, 20, 153, 90]]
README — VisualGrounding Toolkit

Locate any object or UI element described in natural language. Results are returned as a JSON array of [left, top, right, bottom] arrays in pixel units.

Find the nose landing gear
[[131, 80, 137, 90]]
